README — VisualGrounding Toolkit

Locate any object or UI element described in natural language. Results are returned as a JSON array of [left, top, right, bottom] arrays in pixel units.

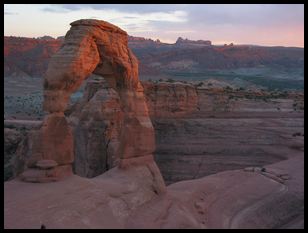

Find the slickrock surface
[[4, 154, 303, 229]]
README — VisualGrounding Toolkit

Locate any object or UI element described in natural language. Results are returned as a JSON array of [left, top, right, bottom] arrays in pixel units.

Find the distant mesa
[[56, 36, 65, 40], [128, 35, 162, 44], [37, 35, 65, 41], [128, 36, 147, 42], [224, 43, 234, 46], [37, 35, 56, 40], [176, 37, 212, 46]]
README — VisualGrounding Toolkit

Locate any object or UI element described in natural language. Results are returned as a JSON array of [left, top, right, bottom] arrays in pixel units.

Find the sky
[[4, 4, 304, 47]]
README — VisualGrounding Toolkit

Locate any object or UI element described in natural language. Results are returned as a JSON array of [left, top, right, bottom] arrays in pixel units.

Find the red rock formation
[[68, 75, 124, 177], [4, 36, 62, 77], [4, 35, 304, 80], [62, 78, 198, 179], [21, 19, 165, 191], [142, 81, 198, 118]]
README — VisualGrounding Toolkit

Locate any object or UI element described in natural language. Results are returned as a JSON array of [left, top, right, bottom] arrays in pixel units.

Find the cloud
[[4, 11, 17, 15], [41, 7, 66, 13], [58, 4, 187, 13], [4, 4, 303, 47], [167, 30, 196, 34], [38, 4, 187, 33], [41, 5, 70, 13], [47, 4, 303, 28], [112, 10, 187, 33], [38, 4, 303, 36], [185, 4, 304, 28]]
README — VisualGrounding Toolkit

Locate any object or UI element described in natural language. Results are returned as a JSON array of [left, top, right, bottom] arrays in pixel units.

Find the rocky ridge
[[4, 35, 304, 83]]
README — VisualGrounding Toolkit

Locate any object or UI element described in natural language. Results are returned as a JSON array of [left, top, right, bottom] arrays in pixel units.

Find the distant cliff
[[175, 37, 212, 46], [4, 35, 304, 78], [4, 36, 62, 77]]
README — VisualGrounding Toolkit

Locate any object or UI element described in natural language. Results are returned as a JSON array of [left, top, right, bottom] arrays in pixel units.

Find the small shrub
[[292, 132, 301, 137]]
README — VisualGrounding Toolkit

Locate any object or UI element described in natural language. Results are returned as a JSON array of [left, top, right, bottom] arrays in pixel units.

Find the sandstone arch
[[43, 19, 140, 113], [21, 19, 165, 191]]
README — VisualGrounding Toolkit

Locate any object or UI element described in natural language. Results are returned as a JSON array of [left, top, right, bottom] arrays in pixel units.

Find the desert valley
[[4, 4, 304, 229]]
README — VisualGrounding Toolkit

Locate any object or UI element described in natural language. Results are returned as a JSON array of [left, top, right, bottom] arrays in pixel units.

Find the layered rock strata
[[142, 81, 198, 118]]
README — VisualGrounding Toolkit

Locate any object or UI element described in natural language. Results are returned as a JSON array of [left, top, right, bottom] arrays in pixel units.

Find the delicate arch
[[43, 19, 139, 113], [21, 20, 162, 186]]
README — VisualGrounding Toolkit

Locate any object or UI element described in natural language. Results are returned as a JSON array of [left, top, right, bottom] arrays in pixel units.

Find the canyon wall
[[4, 81, 304, 184], [66, 81, 305, 184], [142, 81, 198, 118], [152, 86, 304, 184]]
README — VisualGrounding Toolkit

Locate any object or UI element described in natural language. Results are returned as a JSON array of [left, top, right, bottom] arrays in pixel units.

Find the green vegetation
[[224, 86, 233, 91], [196, 82, 203, 87], [292, 132, 303, 137], [163, 67, 304, 91]]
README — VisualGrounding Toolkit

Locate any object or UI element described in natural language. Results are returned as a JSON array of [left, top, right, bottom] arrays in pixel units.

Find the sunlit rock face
[[66, 79, 199, 178], [20, 19, 165, 192], [142, 81, 198, 118]]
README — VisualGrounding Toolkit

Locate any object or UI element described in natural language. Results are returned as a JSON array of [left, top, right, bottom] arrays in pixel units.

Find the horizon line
[[4, 34, 304, 49]]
